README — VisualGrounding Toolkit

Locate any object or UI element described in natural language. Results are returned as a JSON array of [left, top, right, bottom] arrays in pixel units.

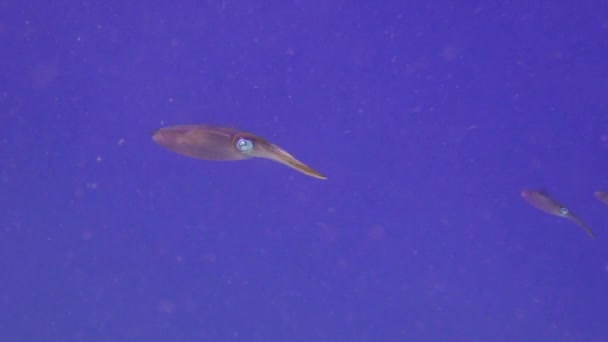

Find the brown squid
[[595, 191, 608, 206], [521, 189, 596, 238], [152, 124, 326, 180]]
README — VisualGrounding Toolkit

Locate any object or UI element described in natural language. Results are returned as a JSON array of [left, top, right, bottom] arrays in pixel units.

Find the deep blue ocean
[[2, 1, 608, 341]]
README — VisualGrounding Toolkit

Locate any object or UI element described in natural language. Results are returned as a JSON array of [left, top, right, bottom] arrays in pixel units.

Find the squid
[[521, 189, 596, 238], [595, 191, 608, 206], [152, 124, 326, 180]]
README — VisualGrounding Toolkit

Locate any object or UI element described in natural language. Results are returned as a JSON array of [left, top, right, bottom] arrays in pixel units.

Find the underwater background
[[2, 1, 608, 341]]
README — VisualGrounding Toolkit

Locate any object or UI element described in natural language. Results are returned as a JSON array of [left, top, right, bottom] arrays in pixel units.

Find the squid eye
[[559, 207, 569, 215], [236, 138, 254, 153]]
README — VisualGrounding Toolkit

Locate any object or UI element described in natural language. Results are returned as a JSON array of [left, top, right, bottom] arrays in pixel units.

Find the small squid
[[595, 191, 608, 206], [521, 189, 596, 239], [152, 124, 326, 180]]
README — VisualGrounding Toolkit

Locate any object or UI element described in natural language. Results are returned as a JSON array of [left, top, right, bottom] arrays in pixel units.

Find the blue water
[[2, 1, 608, 341]]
